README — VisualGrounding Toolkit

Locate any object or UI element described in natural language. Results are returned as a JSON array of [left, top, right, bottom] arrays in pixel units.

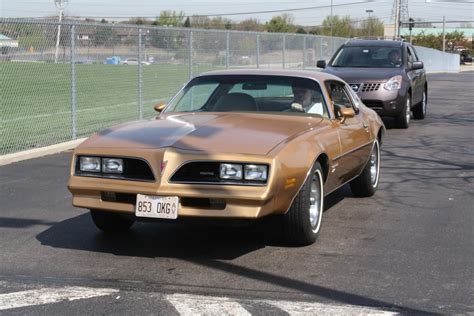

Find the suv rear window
[[330, 46, 402, 68]]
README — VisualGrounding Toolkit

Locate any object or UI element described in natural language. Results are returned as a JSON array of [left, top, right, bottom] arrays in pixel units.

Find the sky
[[1, 0, 473, 27]]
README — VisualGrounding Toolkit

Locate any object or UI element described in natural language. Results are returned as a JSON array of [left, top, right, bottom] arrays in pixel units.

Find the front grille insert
[[101, 192, 137, 204], [361, 83, 381, 92], [75, 156, 155, 181], [181, 197, 226, 210], [170, 161, 268, 185]]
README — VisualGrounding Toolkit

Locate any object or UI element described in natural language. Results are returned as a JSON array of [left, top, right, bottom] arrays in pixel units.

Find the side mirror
[[154, 102, 167, 112], [411, 61, 424, 70], [336, 106, 355, 123], [316, 60, 326, 68]]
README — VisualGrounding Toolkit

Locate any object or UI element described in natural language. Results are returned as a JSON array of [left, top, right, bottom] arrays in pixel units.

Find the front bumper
[[68, 147, 283, 219], [352, 84, 407, 117]]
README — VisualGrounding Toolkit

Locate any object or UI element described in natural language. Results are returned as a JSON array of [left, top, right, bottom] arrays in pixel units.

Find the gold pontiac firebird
[[68, 69, 385, 245]]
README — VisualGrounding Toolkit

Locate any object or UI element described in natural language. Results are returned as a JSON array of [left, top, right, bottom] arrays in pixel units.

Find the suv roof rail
[[349, 36, 407, 42]]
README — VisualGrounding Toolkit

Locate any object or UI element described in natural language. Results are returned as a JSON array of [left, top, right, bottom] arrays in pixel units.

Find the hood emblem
[[161, 161, 167, 174], [350, 84, 360, 92]]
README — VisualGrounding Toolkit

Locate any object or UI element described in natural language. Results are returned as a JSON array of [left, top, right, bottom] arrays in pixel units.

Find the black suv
[[318, 39, 427, 128]]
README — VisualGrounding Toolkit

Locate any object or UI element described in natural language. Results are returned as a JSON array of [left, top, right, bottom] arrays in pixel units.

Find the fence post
[[70, 23, 77, 140], [282, 35, 286, 69], [256, 34, 260, 68], [303, 36, 306, 69], [226, 32, 230, 69], [319, 37, 323, 61], [189, 31, 193, 79], [138, 28, 143, 120]]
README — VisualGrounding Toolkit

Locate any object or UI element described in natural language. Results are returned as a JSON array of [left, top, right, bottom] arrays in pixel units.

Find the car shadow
[[36, 186, 353, 260]]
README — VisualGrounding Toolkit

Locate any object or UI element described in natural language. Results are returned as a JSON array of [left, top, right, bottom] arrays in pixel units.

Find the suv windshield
[[330, 46, 402, 68]]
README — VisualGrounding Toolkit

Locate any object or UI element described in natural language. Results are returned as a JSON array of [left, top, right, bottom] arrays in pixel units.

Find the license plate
[[135, 194, 179, 219]]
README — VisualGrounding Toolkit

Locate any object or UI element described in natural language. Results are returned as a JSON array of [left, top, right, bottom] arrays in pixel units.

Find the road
[[0, 72, 473, 315]]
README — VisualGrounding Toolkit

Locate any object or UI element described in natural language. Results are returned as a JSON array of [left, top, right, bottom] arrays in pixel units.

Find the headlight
[[102, 158, 123, 173], [384, 75, 402, 90], [219, 163, 242, 180], [244, 164, 268, 181], [79, 157, 101, 172]]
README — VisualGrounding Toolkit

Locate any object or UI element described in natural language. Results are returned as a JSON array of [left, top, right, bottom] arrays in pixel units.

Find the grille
[[75, 156, 155, 181], [361, 83, 381, 92]]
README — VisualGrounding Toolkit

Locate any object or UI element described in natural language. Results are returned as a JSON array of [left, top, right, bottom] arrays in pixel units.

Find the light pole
[[366, 9, 373, 37], [54, 0, 69, 63]]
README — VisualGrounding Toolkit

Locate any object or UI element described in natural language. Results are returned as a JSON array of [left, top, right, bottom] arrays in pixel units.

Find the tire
[[395, 96, 411, 129], [90, 209, 134, 233], [413, 88, 427, 120], [350, 139, 381, 197], [282, 162, 324, 246]]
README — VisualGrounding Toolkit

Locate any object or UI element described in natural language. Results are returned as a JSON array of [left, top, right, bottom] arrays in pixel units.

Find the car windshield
[[164, 75, 329, 117], [330, 46, 402, 68]]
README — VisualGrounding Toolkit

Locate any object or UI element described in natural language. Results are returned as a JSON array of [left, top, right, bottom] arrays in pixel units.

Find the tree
[[156, 10, 185, 27], [183, 17, 191, 28], [265, 14, 297, 33], [358, 17, 384, 37], [236, 18, 264, 32]]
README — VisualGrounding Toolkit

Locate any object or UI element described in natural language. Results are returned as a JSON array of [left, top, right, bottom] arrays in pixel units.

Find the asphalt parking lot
[[0, 71, 473, 315]]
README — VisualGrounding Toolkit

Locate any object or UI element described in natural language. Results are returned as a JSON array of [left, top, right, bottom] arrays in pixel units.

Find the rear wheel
[[395, 96, 411, 129], [90, 209, 135, 233], [282, 162, 324, 245], [413, 89, 427, 120], [350, 139, 381, 197]]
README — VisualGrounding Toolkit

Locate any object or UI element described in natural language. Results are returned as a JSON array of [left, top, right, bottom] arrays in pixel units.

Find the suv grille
[[361, 83, 381, 92]]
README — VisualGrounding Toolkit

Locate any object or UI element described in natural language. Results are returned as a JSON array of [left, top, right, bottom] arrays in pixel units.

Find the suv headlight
[[384, 75, 402, 90]]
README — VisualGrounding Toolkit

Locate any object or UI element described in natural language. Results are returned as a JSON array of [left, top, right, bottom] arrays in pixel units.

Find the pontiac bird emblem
[[160, 161, 167, 173]]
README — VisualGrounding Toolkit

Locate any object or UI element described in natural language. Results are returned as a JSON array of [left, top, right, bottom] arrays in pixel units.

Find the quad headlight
[[102, 158, 123, 173], [244, 164, 268, 181], [79, 157, 101, 172], [219, 163, 268, 182], [79, 156, 123, 174], [220, 163, 243, 180]]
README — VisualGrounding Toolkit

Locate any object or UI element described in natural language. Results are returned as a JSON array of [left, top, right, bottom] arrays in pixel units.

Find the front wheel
[[350, 139, 381, 197], [90, 209, 135, 234], [413, 89, 427, 120], [395, 96, 411, 129], [282, 162, 324, 245]]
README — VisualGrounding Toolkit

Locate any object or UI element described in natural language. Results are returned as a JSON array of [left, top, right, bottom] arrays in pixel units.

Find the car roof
[[195, 69, 343, 83], [344, 39, 405, 47]]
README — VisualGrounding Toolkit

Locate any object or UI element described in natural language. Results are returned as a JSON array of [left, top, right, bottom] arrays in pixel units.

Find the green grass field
[[1, 62, 218, 155]]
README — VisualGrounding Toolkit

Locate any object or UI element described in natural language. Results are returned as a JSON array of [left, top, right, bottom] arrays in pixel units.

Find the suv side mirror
[[411, 61, 424, 70], [316, 60, 326, 68]]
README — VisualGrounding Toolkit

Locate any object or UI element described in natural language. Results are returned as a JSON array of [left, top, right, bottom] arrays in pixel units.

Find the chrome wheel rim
[[309, 170, 323, 232], [406, 98, 411, 124], [370, 141, 380, 188]]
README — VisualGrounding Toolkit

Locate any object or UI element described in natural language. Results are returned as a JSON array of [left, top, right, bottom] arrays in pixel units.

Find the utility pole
[[394, 0, 401, 37], [366, 9, 373, 37], [442, 16, 446, 52], [54, 0, 68, 63]]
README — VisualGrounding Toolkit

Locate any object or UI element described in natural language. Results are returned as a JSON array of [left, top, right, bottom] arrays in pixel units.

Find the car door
[[406, 45, 423, 105], [327, 81, 372, 184]]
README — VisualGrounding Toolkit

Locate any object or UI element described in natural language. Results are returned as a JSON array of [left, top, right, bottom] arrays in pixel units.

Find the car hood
[[323, 67, 402, 83], [80, 112, 323, 155]]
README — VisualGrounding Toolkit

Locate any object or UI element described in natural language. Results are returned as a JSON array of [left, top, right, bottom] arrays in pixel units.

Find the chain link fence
[[0, 19, 347, 155]]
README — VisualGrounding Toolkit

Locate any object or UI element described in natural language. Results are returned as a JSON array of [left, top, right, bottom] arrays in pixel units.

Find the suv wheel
[[396, 96, 411, 129], [413, 89, 427, 120]]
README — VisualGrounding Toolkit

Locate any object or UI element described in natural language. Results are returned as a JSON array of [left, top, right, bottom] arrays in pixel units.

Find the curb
[[0, 138, 87, 166]]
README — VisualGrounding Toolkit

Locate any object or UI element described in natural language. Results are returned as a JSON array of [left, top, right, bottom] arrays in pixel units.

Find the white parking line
[[265, 299, 398, 316], [0, 286, 118, 311], [166, 293, 252, 316]]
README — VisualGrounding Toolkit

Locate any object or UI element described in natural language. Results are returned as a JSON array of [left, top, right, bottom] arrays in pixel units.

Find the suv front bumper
[[353, 85, 408, 118]]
